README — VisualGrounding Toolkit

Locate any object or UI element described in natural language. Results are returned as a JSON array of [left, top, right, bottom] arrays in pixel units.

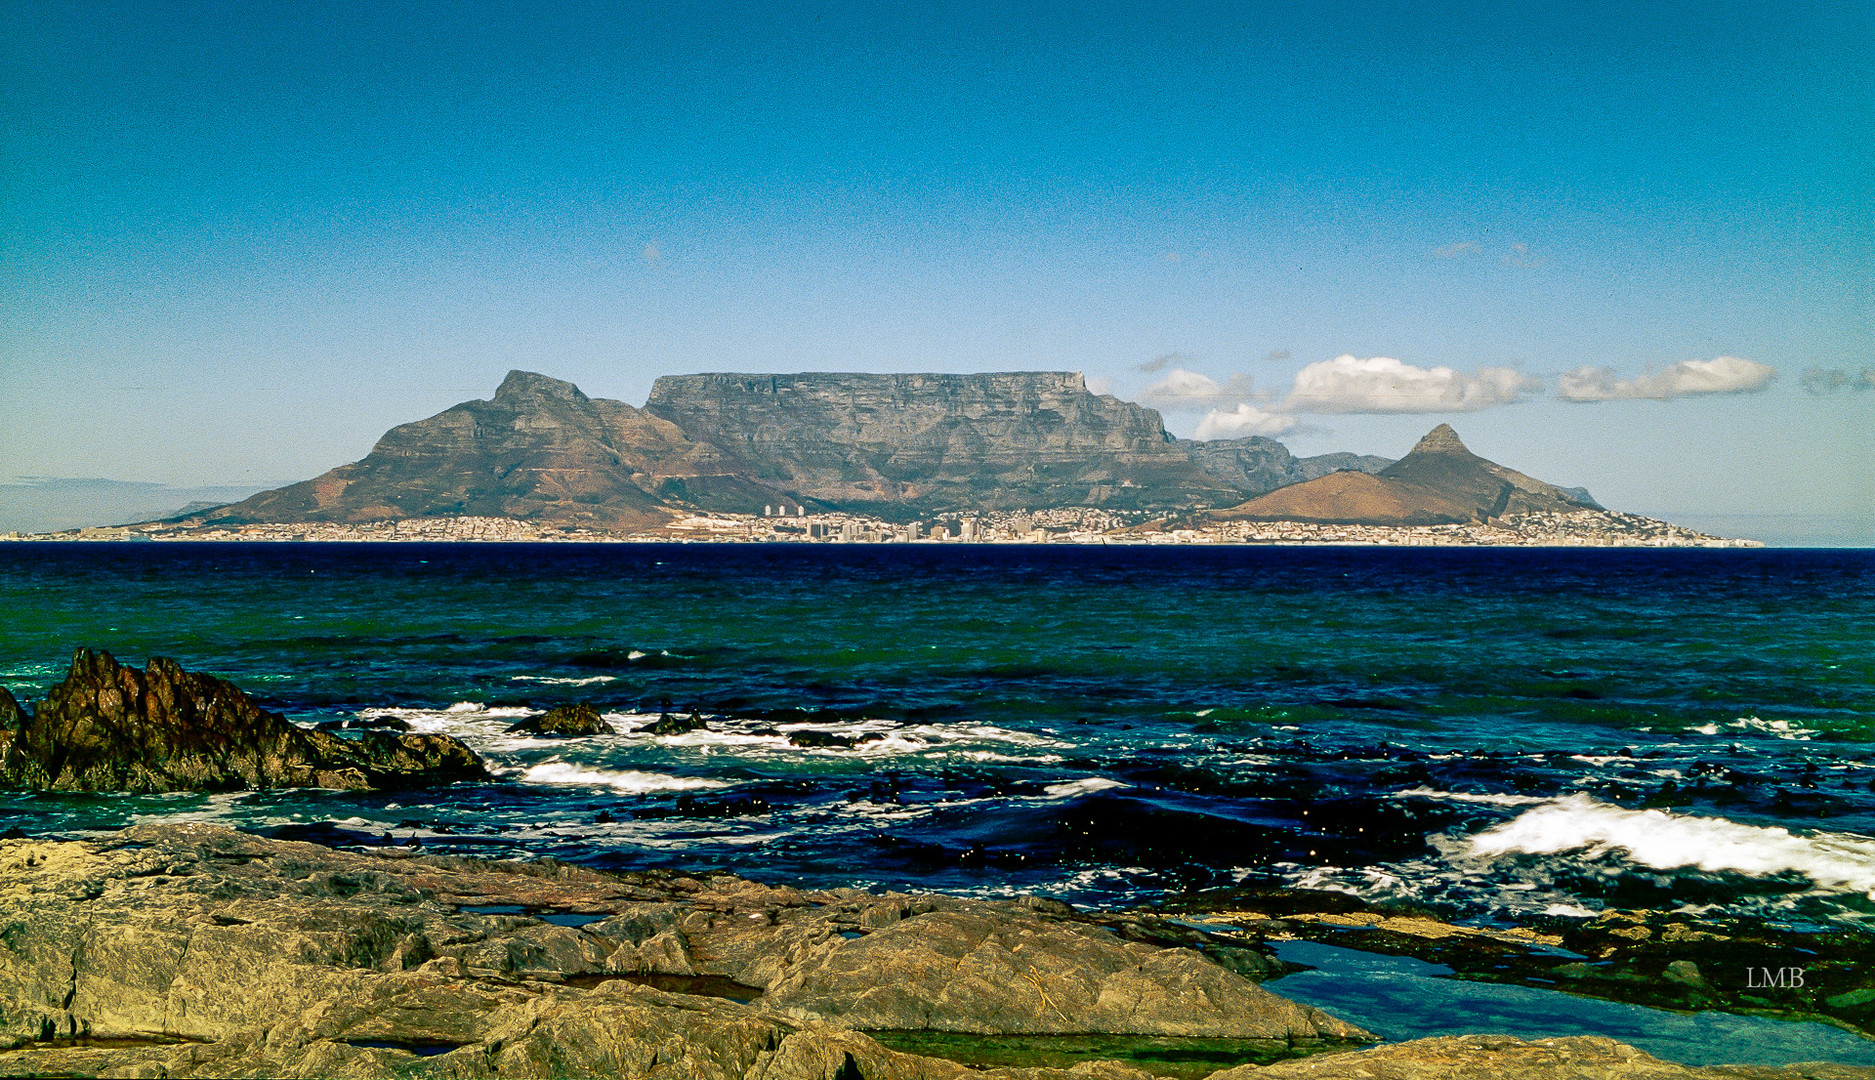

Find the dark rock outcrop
[[637, 711, 711, 736], [1211, 425, 1598, 527], [0, 650, 488, 793], [506, 702, 613, 737]]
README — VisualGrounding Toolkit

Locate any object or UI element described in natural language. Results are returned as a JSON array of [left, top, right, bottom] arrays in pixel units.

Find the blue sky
[[2, 1, 1869, 539]]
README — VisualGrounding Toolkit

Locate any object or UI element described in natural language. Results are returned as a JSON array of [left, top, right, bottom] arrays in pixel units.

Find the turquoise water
[[1269, 940, 1875, 1067], [1, 543, 1871, 931]]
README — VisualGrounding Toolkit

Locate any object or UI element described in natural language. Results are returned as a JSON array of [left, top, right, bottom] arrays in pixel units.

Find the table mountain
[[188, 374, 1610, 530], [644, 371, 1243, 516]]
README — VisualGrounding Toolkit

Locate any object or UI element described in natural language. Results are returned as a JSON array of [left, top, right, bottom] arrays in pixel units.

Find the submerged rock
[[0, 649, 488, 793], [315, 715, 413, 732], [1208, 1034, 1859, 1078], [788, 729, 885, 749], [507, 702, 614, 737], [636, 711, 711, 736]]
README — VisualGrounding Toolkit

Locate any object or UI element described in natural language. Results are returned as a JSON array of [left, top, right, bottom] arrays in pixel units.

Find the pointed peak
[[1408, 423, 1470, 456], [495, 370, 588, 404]]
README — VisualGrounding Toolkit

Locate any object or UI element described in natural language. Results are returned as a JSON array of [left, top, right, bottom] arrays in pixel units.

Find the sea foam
[[519, 763, 732, 793], [1394, 787, 1555, 806], [1468, 794, 1875, 895]]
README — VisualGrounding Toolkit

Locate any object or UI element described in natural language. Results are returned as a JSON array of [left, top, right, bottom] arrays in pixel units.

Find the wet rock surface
[[0, 650, 488, 793], [1210, 1035, 1870, 1079], [1123, 885, 1875, 1041], [506, 702, 613, 737]]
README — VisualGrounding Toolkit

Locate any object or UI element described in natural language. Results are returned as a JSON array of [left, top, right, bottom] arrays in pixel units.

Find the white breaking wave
[[518, 763, 732, 793], [1394, 787, 1555, 806], [1041, 777, 1129, 800], [1728, 716, 1819, 740], [1467, 794, 1875, 895], [509, 675, 620, 687]]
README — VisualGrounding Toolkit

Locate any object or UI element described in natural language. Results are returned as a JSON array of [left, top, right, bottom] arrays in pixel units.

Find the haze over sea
[[3, 543, 1872, 934]]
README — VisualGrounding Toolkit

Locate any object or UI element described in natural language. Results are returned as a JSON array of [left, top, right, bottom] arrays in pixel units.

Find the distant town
[[0, 372, 1766, 549], [6, 504, 1759, 548]]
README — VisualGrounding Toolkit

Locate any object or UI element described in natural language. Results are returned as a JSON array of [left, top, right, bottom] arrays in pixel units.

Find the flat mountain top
[[186, 374, 1601, 531]]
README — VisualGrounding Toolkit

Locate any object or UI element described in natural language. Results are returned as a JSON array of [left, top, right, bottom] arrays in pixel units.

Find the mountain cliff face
[[1213, 424, 1597, 526], [201, 374, 1595, 529], [1179, 436, 1391, 494], [207, 372, 771, 530], [644, 372, 1241, 515]]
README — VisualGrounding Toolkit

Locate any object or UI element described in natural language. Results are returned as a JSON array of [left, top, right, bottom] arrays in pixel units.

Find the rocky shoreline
[[0, 650, 1869, 1078], [0, 823, 1869, 1080]]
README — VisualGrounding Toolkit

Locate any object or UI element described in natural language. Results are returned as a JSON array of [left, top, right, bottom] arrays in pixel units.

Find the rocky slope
[[0, 825, 1858, 1080], [644, 372, 1242, 516], [1211, 425, 1598, 527], [1179, 437, 1391, 496], [203, 371, 786, 531], [190, 370, 1427, 529], [0, 649, 486, 792]]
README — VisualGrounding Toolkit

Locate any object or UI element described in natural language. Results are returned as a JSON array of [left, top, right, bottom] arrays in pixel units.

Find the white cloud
[[1194, 403, 1298, 439], [1139, 368, 1258, 410], [1084, 374, 1113, 396], [1555, 356, 1775, 402], [1431, 241, 1480, 259], [1284, 355, 1540, 414]]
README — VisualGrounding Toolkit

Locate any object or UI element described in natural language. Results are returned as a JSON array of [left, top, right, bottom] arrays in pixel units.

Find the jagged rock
[[787, 729, 883, 749], [1204, 1034, 1870, 1078], [507, 703, 613, 737], [316, 716, 412, 732], [637, 712, 712, 736], [0, 649, 487, 793], [0, 824, 1362, 1079]]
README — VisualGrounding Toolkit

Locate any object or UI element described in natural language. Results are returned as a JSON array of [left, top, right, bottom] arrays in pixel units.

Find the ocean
[[3, 542, 1872, 934]]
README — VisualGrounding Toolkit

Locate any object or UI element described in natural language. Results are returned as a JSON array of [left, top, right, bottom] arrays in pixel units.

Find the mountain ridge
[[198, 371, 1602, 530], [1210, 423, 1599, 526]]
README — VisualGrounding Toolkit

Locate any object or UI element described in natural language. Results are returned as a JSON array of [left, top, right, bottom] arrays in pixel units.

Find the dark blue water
[[1, 543, 1871, 931]]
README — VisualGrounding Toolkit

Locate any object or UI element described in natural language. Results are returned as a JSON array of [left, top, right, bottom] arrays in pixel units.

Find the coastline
[[0, 822, 1868, 1079], [1, 508, 1761, 548]]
